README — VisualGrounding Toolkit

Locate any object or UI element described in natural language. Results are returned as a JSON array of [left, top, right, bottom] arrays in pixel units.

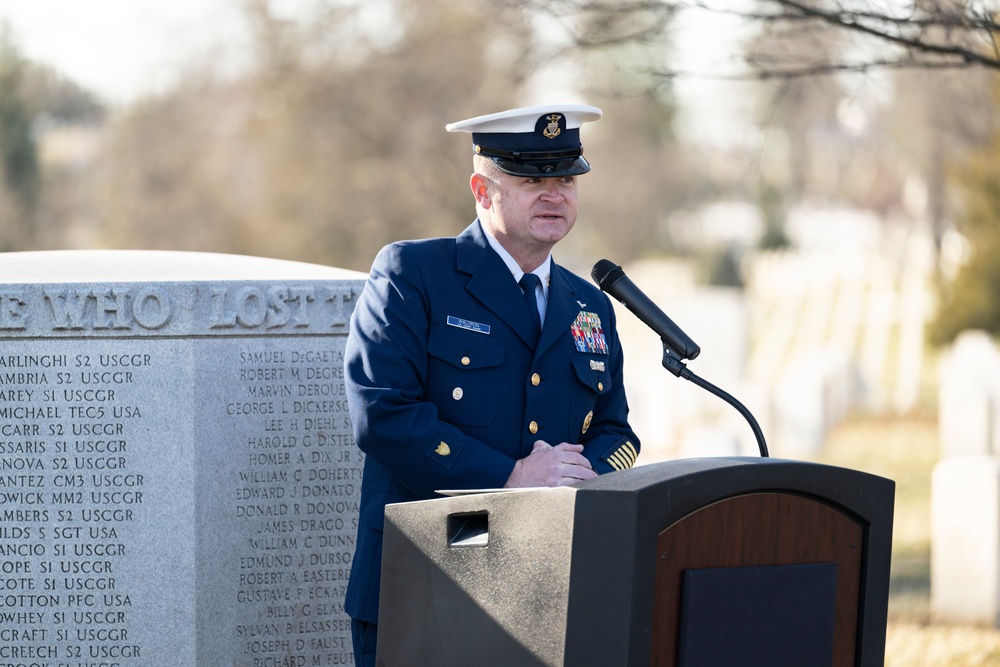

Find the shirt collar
[[478, 220, 551, 299]]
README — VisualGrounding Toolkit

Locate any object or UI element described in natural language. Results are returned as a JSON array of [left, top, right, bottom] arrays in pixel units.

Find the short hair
[[473, 154, 504, 186]]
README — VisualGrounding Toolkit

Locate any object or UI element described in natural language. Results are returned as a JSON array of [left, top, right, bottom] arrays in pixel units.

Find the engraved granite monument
[[0, 250, 367, 666]]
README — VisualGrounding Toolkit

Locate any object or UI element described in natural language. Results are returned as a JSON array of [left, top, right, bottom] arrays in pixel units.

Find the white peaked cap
[[445, 104, 603, 177], [445, 104, 603, 133]]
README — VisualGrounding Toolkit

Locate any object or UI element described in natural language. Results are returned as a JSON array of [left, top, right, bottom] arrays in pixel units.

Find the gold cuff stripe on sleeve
[[607, 441, 639, 471], [610, 445, 635, 470], [622, 441, 638, 465]]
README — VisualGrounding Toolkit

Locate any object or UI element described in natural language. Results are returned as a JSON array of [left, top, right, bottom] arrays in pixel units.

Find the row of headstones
[[932, 330, 1000, 626]]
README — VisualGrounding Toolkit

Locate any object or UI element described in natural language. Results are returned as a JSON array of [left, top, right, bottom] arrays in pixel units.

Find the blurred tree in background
[[515, 0, 692, 265], [21, 60, 106, 250], [10, 0, 694, 273], [928, 98, 1000, 345], [97, 0, 533, 269], [746, 16, 857, 203], [0, 25, 39, 250]]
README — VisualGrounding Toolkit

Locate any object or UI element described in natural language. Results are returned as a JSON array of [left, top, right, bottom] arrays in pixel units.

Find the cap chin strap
[[475, 144, 583, 162]]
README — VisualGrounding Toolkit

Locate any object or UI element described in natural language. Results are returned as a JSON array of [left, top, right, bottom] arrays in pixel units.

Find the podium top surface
[[577, 456, 894, 494], [0, 250, 368, 283], [389, 458, 894, 523]]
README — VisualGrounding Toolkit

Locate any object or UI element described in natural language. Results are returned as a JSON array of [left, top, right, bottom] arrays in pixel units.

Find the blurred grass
[[817, 412, 1000, 666]]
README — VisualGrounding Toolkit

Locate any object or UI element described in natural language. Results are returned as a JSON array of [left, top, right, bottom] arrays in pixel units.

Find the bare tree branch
[[702, 1, 1000, 32], [507, 0, 1000, 77], [765, 0, 1000, 70]]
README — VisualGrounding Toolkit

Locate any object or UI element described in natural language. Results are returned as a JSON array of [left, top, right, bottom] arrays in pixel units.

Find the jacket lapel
[[457, 221, 538, 347], [536, 263, 579, 355]]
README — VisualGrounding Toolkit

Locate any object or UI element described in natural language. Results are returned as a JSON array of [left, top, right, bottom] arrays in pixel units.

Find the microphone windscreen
[[591, 259, 621, 290]]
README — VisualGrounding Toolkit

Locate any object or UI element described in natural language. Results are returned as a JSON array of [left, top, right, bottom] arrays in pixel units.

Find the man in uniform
[[343, 103, 641, 667]]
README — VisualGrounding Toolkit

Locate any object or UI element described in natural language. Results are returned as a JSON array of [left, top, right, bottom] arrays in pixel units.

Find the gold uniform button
[[529, 421, 539, 435], [435, 442, 451, 456], [531, 373, 541, 386], [452, 387, 464, 400], [461, 356, 471, 366], [581, 411, 593, 434], [597, 382, 604, 392]]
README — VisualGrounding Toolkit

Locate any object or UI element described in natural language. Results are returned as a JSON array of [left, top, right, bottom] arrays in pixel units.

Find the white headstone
[[931, 454, 1000, 626], [771, 346, 859, 456], [938, 330, 1000, 458]]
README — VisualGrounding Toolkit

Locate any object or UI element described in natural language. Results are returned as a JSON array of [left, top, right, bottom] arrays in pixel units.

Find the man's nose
[[540, 180, 563, 199]]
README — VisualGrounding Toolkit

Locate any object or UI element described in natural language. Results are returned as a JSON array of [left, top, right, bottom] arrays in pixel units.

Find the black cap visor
[[491, 155, 591, 177], [477, 145, 592, 177]]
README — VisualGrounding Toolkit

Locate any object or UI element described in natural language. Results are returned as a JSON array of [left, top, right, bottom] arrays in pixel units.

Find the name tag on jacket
[[447, 315, 491, 335]]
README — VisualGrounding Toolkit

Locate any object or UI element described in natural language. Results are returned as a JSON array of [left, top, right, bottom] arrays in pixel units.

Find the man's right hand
[[504, 440, 597, 488]]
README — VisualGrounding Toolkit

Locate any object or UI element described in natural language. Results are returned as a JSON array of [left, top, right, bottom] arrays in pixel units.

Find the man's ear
[[470, 173, 492, 209]]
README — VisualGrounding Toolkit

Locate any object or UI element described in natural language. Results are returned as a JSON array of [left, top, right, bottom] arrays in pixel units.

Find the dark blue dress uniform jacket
[[343, 220, 640, 625]]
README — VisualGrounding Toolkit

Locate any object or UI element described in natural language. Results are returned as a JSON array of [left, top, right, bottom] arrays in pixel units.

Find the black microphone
[[591, 259, 701, 361]]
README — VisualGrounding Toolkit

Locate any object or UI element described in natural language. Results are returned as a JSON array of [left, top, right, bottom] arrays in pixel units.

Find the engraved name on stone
[[0, 348, 147, 664], [231, 345, 358, 665]]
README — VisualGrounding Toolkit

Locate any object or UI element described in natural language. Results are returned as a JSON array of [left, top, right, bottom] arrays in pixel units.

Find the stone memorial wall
[[0, 250, 367, 666]]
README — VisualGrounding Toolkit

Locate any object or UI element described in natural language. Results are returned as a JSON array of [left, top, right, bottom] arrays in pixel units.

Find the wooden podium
[[377, 457, 894, 666]]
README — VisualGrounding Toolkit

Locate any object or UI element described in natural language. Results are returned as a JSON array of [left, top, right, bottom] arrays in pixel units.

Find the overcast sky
[[0, 0, 246, 104]]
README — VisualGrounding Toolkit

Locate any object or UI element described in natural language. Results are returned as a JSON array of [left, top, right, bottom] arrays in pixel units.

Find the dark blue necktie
[[518, 273, 542, 340]]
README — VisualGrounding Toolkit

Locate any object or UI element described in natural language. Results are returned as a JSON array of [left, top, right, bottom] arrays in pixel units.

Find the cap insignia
[[542, 114, 562, 139]]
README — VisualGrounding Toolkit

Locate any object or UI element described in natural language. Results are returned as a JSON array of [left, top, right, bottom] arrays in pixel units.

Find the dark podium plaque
[[677, 563, 837, 666]]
